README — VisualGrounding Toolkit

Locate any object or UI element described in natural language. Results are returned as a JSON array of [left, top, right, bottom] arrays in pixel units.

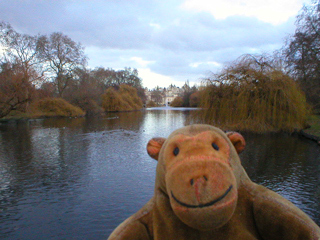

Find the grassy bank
[[0, 98, 85, 121], [304, 115, 320, 137]]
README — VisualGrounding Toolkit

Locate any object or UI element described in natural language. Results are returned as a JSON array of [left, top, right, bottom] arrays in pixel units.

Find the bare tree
[[284, 0, 320, 110], [0, 22, 43, 116], [38, 32, 87, 97], [151, 87, 164, 105], [0, 22, 44, 83], [0, 62, 36, 118], [90, 66, 146, 102]]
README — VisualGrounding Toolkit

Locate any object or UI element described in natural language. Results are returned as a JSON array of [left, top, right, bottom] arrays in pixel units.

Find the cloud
[[181, 0, 306, 25], [139, 68, 200, 89], [153, 12, 292, 52], [138, 68, 176, 89], [0, 0, 304, 88], [130, 57, 155, 68], [189, 61, 221, 68]]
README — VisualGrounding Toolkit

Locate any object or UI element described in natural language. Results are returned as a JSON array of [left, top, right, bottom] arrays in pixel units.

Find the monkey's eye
[[173, 147, 179, 156], [212, 143, 219, 151]]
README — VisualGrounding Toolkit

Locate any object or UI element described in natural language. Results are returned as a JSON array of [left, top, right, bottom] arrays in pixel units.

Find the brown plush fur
[[108, 124, 320, 240]]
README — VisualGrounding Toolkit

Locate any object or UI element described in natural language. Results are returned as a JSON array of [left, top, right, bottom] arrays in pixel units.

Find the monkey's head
[[147, 124, 246, 231]]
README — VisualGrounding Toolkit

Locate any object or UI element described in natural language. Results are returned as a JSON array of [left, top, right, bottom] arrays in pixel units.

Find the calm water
[[0, 107, 319, 239]]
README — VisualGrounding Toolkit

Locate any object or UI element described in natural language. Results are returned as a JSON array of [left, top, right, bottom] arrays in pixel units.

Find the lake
[[0, 107, 319, 239]]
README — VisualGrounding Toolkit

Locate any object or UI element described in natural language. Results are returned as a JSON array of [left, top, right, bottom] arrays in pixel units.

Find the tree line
[[156, 0, 320, 113], [190, 0, 320, 132], [284, 0, 320, 111], [0, 22, 145, 117], [1, 0, 320, 119], [192, 54, 309, 132]]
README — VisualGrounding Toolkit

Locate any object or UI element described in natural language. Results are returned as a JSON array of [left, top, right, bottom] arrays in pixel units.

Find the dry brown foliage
[[146, 100, 157, 107], [28, 98, 85, 118], [191, 55, 309, 132], [101, 84, 143, 112], [189, 91, 200, 107], [170, 97, 183, 107]]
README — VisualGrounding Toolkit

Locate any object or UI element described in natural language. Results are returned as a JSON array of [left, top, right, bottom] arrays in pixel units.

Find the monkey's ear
[[147, 137, 166, 160], [226, 132, 246, 154]]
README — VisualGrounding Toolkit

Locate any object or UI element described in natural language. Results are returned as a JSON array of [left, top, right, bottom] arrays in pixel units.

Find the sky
[[0, 0, 309, 89]]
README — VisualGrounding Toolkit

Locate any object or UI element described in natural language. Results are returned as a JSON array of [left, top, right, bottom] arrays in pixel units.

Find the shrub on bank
[[102, 87, 123, 112], [189, 91, 200, 107], [102, 84, 143, 112], [146, 100, 157, 107], [192, 55, 309, 133], [75, 98, 104, 116], [119, 84, 143, 110], [170, 97, 183, 107], [29, 98, 85, 118]]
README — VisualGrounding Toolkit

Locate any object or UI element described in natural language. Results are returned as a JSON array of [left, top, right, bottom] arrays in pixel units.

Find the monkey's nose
[[190, 175, 208, 186]]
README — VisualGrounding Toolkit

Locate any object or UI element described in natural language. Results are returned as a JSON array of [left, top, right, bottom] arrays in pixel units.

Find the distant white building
[[145, 84, 182, 106], [164, 85, 181, 106]]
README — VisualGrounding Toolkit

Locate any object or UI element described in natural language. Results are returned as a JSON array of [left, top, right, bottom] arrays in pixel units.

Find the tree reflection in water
[[0, 109, 319, 239]]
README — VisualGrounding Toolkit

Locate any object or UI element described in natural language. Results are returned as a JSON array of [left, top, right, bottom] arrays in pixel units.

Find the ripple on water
[[0, 111, 319, 239]]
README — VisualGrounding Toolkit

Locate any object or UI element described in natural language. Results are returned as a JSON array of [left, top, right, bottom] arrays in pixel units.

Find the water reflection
[[0, 120, 91, 239], [241, 132, 320, 223], [0, 110, 319, 239]]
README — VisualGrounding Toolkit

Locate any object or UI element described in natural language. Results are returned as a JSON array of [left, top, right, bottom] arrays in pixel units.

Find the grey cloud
[[153, 13, 288, 52], [0, 0, 297, 86]]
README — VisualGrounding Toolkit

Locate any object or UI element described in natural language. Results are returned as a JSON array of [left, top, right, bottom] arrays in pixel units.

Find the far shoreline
[[2, 110, 319, 145]]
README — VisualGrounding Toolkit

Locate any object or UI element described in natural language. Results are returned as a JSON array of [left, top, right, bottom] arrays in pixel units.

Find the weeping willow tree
[[192, 54, 309, 132], [102, 84, 143, 112]]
